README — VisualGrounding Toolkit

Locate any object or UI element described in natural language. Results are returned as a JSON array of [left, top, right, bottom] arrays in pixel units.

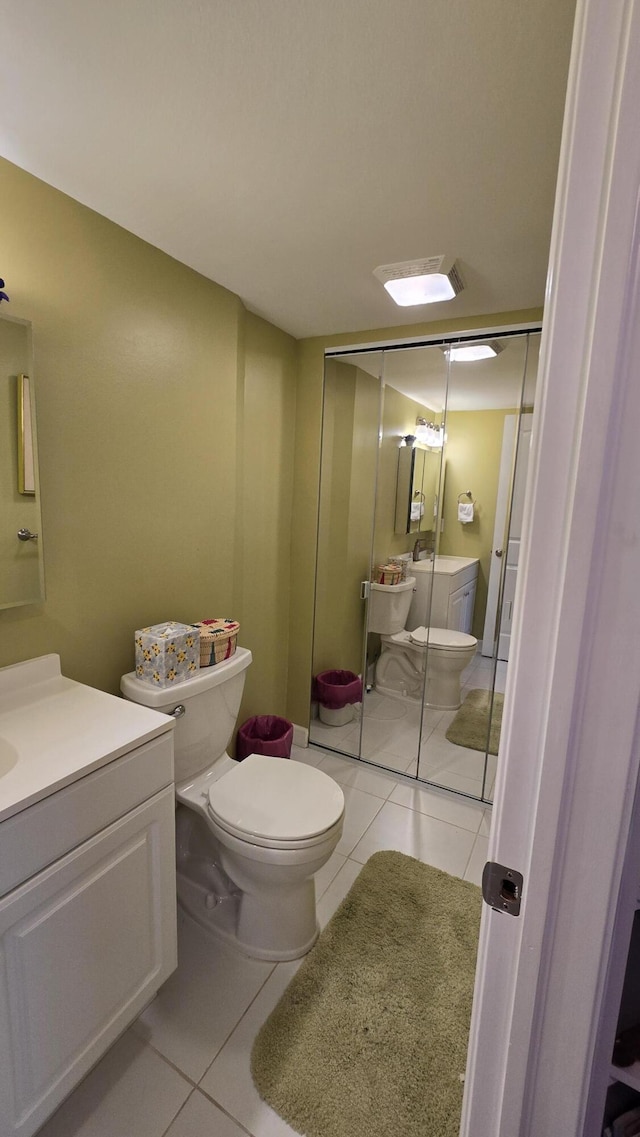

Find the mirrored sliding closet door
[[310, 330, 541, 804]]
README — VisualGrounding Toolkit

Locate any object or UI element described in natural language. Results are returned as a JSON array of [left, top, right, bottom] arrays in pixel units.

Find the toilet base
[[375, 677, 462, 710], [175, 804, 334, 961], [176, 870, 320, 961], [374, 631, 476, 710]]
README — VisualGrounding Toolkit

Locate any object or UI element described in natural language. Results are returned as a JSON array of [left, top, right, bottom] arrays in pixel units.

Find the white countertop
[[412, 555, 479, 575], [0, 655, 173, 824]]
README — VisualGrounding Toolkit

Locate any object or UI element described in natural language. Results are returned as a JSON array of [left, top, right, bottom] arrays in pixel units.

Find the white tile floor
[[309, 650, 506, 801], [37, 746, 490, 1137]]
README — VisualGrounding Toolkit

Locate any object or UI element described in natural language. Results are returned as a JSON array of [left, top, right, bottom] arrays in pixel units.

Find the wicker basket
[[375, 563, 402, 586], [193, 619, 240, 667]]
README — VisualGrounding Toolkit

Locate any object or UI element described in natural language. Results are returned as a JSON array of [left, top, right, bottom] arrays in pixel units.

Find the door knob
[[17, 528, 38, 542], [495, 548, 503, 558]]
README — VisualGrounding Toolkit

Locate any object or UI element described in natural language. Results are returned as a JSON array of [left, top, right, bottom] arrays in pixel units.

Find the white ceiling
[[335, 332, 541, 412], [0, 1, 576, 340]]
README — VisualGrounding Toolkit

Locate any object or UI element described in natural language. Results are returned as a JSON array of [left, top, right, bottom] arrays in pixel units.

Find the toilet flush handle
[[167, 704, 186, 719]]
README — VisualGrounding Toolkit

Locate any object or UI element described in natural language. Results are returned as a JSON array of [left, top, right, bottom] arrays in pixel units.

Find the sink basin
[[0, 739, 18, 779]]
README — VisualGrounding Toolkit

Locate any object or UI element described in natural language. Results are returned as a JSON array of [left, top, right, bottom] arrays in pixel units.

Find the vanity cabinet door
[[448, 584, 467, 632], [462, 578, 477, 635], [447, 579, 477, 634], [0, 786, 177, 1137]]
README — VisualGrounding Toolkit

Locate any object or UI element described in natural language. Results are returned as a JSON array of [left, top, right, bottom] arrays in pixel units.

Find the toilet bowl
[[375, 627, 477, 709], [121, 649, 344, 961], [368, 571, 477, 709]]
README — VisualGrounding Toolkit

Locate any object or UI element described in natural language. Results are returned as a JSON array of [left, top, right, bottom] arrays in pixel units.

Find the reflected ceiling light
[[444, 340, 504, 362], [373, 256, 463, 307]]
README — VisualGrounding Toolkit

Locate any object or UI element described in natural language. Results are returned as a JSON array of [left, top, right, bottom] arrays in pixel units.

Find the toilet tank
[[368, 577, 416, 635], [406, 563, 436, 631], [121, 647, 252, 784]]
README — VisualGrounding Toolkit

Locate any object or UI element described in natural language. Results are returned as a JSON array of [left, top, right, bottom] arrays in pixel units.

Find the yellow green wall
[[439, 410, 518, 639], [238, 313, 298, 716], [0, 157, 297, 728]]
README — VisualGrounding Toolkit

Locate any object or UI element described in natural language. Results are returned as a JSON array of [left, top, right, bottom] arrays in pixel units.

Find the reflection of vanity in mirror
[[309, 330, 540, 805], [0, 314, 45, 608]]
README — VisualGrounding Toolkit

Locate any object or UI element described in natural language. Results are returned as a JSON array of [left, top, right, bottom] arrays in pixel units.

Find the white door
[[482, 413, 533, 659], [462, 2, 640, 1135]]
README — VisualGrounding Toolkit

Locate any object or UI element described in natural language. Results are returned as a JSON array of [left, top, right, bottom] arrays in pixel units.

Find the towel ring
[[457, 490, 474, 503]]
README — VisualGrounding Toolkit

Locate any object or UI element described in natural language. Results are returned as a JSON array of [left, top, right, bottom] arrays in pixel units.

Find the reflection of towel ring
[[457, 490, 474, 503], [413, 491, 425, 500]]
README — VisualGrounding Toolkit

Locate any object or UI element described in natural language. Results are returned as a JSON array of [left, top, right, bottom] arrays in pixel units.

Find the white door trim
[[482, 414, 516, 656], [461, 1, 640, 1135]]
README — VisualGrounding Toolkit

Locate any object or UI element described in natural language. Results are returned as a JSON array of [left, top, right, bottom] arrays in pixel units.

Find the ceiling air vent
[[373, 256, 463, 306]]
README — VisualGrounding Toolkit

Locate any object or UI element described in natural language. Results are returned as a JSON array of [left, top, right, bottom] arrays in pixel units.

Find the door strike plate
[[482, 862, 523, 916]]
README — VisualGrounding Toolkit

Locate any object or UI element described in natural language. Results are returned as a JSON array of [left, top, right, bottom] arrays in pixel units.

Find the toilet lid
[[207, 755, 345, 843], [409, 626, 477, 650]]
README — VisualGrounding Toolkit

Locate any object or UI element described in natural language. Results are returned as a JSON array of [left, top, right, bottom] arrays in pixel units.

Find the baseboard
[[292, 722, 309, 747]]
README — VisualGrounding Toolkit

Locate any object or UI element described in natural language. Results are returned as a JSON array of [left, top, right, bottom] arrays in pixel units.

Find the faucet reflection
[[412, 537, 433, 562]]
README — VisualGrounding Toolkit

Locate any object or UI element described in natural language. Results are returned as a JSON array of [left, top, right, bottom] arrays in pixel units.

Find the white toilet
[[121, 648, 344, 961], [369, 577, 477, 709]]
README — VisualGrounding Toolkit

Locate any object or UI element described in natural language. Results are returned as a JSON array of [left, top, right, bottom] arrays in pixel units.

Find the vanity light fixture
[[415, 418, 444, 449], [444, 340, 504, 362], [373, 256, 463, 307]]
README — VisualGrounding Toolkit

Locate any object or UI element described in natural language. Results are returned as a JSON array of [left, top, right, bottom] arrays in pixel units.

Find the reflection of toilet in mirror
[[369, 558, 478, 710]]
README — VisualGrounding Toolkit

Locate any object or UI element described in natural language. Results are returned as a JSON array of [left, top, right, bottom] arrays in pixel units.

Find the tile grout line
[[323, 752, 487, 833], [193, 1084, 258, 1137], [195, 958, 280, 1087], [157, 1086, 198, 1137], [136, 1034, 199, 1089]]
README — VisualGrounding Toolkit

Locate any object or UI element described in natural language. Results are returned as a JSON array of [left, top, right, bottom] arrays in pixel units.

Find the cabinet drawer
[[449, 563, 478, 590], [0, 732, 173, 898], [0, 785, 177, 1137]]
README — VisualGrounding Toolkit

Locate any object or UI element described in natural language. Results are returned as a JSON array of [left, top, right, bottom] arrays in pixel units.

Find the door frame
[[481, 412, 534, 660], [461, 1, 640, 1134]]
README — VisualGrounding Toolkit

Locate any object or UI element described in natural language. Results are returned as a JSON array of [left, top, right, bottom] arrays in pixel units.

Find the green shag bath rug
[[251, 850, 482, 1137], [445, 688, 504, 755]]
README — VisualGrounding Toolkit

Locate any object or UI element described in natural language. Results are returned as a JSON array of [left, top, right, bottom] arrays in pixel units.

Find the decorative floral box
[[134, 621, 199, 686]]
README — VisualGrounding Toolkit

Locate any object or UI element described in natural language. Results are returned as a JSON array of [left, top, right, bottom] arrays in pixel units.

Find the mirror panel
[[310, 330, 540, 806], [310, 352, 383, 756], [359, 345, 448, 774], [0, 315, 45, 608], [417, 333, 539, 801]]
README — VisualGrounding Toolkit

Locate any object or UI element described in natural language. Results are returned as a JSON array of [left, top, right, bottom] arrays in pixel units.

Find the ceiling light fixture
[[373, 256, 463, 307], [444, 340, 504, 362]]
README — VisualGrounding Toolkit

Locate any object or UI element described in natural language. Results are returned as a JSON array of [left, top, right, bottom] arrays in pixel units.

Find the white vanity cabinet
[[445, 570, 478, 634], [407, 556, 479, 634], [0, 655, 177, 1137]]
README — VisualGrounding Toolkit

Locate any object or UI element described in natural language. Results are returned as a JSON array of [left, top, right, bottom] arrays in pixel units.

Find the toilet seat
[[409, 626, 477, 650], [207, 754, 345, 849]]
